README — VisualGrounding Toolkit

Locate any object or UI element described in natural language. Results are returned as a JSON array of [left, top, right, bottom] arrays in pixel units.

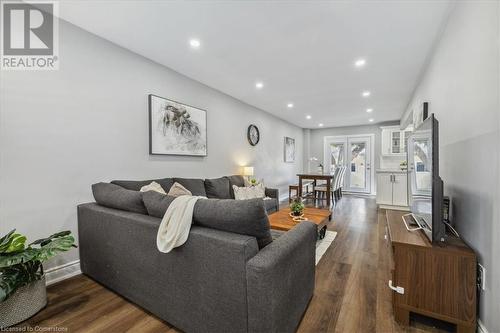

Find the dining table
[[296, 172, 335, 209]]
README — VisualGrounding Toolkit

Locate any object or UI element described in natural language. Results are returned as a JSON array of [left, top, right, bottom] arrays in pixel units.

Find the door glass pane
[[350, 142, 366, 188], [329, 143, 344, 173]]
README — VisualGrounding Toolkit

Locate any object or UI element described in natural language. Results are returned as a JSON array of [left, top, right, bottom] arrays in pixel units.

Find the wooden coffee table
[[268, 207, 331, 239]]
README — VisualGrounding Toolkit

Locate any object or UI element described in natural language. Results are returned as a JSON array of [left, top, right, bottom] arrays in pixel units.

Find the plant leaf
[[0, 229, 16, 247], [0, 229, 17, 253], [0, 248, 39, 268], [29, 230, 72, 246], [4, 234, 26, 253], [34, 235, 75, 262]]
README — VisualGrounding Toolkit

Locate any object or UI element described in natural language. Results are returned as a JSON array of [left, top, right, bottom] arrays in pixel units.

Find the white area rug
[[270, 229, 337, 265], [316, 231, 337, 265]]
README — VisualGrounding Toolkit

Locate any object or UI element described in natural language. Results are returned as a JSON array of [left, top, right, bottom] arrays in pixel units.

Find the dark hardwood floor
[[18, 195, 452, 332]]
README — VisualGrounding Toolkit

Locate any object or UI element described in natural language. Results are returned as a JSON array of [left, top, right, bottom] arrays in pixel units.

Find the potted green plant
[[0, 229, 76, 327], [289, 198, 305, 217]]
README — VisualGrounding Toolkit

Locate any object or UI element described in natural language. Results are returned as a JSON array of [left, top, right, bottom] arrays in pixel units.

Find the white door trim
[[323, 134, 375, 195]]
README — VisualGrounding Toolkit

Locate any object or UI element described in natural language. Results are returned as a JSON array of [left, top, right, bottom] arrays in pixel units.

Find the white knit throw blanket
[[156, 195, 204, 253]]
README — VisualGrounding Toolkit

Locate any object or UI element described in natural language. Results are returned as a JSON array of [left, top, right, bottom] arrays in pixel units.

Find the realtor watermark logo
[[1, 0, 59, 70]]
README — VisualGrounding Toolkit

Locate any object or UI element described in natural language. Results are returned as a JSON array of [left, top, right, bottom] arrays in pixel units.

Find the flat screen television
[[408, 114, 445, 243]]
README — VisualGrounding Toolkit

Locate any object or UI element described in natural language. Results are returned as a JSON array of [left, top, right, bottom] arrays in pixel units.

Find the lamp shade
[[242, 166, 254, 176]]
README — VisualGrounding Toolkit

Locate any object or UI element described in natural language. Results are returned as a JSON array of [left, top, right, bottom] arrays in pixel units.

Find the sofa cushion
[[173, 178, 207, 197], [263, 198, 278, 213], [142, 191, 177, 218], [194, 198, 272, 249], [233, 184, 265, 200], [204, 177, 231, 199], [226, 175, 245, 198], [92, 182, 147, 214], [140, 181, 166, 195], [168, 182, 192, 197], [142, 191, 272, 248], [111, 178, 174, 192]]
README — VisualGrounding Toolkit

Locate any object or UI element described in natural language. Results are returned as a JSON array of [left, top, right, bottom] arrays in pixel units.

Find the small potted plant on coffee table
[[289, 198, 305, 220]]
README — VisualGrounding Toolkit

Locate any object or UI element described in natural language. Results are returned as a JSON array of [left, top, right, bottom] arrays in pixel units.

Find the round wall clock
[[247, 124, 260, 146]]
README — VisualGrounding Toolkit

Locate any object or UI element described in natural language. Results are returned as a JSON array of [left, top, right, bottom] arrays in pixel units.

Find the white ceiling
[[57, 0, 452, 129]]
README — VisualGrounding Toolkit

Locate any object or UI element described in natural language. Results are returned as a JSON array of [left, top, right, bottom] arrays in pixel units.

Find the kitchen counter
[[376, 169, 408, 174]]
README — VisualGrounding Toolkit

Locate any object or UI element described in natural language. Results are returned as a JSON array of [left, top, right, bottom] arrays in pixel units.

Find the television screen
[[410, 125, 433, 229], [408, 114, 444, 242]]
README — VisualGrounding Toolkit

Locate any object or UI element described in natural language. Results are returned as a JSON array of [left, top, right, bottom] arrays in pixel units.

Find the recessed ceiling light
[[369, 118, 374, 122], [189, 39, 201, 49], [255, 82, 264, 89], [287, 103, 294, 108], [354, 58, 366, 68], [306, 115, 312, 120], [366, 108, 373, 113], [318, 123, 324, 127], [362, 91, 371, 97]]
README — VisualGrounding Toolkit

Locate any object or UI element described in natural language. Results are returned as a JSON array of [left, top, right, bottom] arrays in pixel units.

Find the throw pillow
[[168, 182, 192, 197], [194, 198, 272, 249], [204, 177, 231, 199], [140, 181, 166, 195], [233, 183, 265, 200], [111, 178, 173, 192], [173, 178, 207, 197], [142, 191, 177, 218], [142, 191, 272, 249], [226, 175, 245, 198], [92, 182, 147, 214]]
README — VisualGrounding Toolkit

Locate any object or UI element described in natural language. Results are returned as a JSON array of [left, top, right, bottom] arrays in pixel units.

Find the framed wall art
[[149, 94, 207, 156]]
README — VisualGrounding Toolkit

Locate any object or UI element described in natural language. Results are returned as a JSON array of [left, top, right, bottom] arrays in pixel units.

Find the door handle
[[388, 280, 405, 294]]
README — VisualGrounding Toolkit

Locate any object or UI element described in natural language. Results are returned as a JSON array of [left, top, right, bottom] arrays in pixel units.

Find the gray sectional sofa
[[78, 175, 317, 333]]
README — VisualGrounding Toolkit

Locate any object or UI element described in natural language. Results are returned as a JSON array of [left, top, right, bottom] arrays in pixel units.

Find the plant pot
[[289, 211, 304, 219], [0, 276, 47, 328]]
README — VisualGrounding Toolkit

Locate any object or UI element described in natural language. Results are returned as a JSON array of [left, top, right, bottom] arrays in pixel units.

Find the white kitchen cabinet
[[392, 173, 408, 206], [376, 173, 393, 205], [376, 171, 408, 210], [381, 126, 413, 156]]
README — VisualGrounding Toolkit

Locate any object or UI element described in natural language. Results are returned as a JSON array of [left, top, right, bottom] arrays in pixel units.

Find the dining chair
[[314, 166, 340, 204], [333, 166, 347, 200]]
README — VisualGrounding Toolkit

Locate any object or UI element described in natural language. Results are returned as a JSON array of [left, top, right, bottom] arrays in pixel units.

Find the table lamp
[[242, 166, 254, 179]]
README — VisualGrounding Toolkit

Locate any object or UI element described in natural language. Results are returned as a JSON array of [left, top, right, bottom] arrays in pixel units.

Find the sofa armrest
[[246, 221, 316, 333], [265, 187, 279, 199]]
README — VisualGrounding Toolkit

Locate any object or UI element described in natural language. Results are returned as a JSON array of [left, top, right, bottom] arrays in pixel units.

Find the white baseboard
[[378, 204, 410, 211], [478, 319, 489, 333], [45, 260, 81, 286]]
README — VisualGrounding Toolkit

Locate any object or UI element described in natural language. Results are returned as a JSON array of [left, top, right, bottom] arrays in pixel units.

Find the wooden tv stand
[[385, 210, 477, 333]]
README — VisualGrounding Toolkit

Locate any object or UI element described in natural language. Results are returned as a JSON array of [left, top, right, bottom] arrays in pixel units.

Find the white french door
[[324, 135, 373, 194]]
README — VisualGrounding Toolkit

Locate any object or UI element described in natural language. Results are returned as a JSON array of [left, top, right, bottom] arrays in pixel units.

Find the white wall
[[402, 2, 499, 331], [0, 20, 304, 269]]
